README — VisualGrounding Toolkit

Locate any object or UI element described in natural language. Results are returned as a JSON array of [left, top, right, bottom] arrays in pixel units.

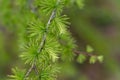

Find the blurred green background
[[0, 0, 120, 80]]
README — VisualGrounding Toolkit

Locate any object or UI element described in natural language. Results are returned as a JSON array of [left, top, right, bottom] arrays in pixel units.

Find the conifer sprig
[[0, 0, 104, 79], [8, 0, 79, 80], [24, 0, 60, 79]]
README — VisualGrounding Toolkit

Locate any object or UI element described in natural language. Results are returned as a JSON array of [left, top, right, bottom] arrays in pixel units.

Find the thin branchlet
[[37, 9, 56, 53], [24, 0, 60, 79], [34, 65, 39, 75]]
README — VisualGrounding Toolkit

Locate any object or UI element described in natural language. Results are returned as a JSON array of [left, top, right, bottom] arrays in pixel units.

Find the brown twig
[[74, 50, 97, 57]]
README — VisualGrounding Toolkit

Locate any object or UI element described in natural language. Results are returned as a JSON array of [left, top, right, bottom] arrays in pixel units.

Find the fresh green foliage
[[86, 45, 94, 53], [97, 55, 104, 63], [6, 0, 77, 80], [8, 67, 25, 80], [77, 54, 86, 64], [89, 56, 97, 64], [89, 55, 104, 64], [0, 0, 104, 79], [76, 0, 84, 9]]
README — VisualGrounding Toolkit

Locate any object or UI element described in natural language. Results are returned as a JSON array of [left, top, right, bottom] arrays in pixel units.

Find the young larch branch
[[24, 0, 60, 79]]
